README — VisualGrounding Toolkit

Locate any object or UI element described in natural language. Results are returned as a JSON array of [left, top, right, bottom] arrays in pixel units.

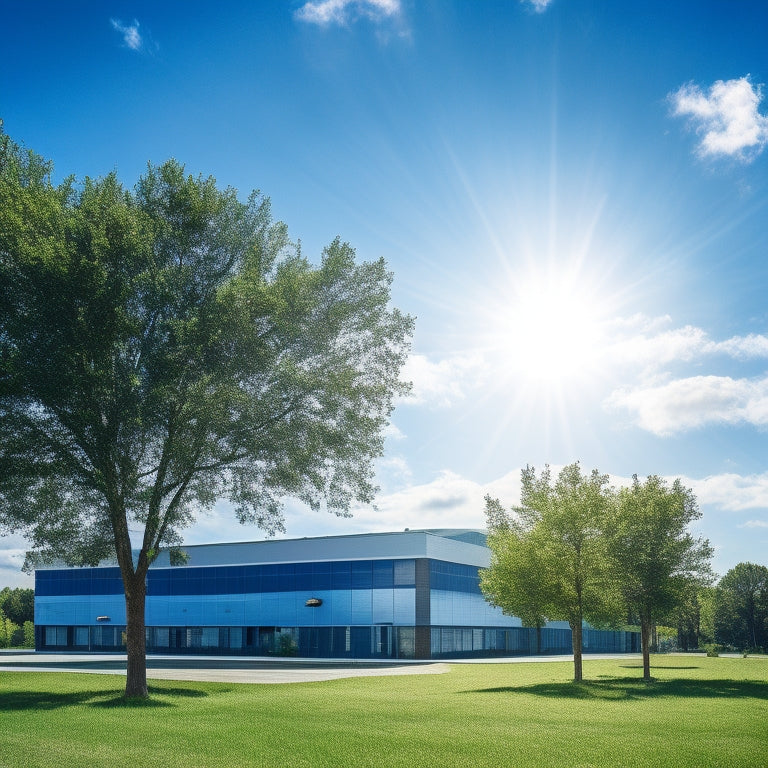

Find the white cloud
[[343, 468, 523, 532], [382, 422, 406, 440], [0, 533, 34, 588], [400, 352, 484, 408], [599, 315, 768, 436], [607, 323, 710, 369], [522, 0, 554, 11], [678, 472, 768, 512], [715, 334, 768, 360], [295, 0, 400, 26], [110, 18, 143, 51], [179, 469, 525, 546], [606, 374, 768, 436], [606, 315, 768, 371], [740, 519, 768, 528], [670, 76, 768, 161]]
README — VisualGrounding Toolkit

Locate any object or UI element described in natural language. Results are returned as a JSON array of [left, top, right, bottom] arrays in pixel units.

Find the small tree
[[482, 463, 621, 681], [22, 620, 35, 648], [0, 609, 20, 648], [0, 132, 413, 697], [606, 475, 712, 680]]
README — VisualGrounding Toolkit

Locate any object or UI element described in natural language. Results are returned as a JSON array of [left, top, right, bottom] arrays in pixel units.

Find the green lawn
[[2, 657, 766, 768]]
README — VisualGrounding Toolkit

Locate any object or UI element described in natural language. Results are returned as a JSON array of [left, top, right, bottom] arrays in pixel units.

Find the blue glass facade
[[34, 530, 640, 658]]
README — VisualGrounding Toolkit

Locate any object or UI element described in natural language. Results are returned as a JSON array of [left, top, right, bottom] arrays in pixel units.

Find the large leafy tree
[[714, 562, 768, 652], [606, 475, 712, 680], [0, 132, 413, 697], [481, 463, 621, 681]]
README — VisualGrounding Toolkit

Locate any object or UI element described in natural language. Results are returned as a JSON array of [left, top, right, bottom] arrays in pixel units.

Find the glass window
[[45, 626, 67, 646], [393, 559, 415, 586], [373, 560, 393, 588]]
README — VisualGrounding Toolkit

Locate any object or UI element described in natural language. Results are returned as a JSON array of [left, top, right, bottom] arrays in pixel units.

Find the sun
[[480, 264, 611, 392]]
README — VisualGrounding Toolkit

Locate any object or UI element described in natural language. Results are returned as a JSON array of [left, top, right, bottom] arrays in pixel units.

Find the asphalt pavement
[[0, 650, 641, 684]]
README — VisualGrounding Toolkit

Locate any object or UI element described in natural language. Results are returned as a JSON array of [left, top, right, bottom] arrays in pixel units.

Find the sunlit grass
[[2, 656, 766, 767]]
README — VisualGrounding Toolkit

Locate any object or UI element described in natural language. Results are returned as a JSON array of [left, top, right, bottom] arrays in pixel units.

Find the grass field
[[2, 656, 767, 768]]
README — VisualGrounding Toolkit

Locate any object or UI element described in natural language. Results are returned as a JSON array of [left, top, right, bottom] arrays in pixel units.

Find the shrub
[[22, 621, 35, 648]]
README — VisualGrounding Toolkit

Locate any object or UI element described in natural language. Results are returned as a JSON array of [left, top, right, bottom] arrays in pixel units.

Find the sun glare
[[482, 267, 610, 392]]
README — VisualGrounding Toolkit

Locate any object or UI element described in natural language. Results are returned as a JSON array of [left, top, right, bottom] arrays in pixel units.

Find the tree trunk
[[124, 575, 148, 698], [535, 624, 542, 654], [571, 621, 583, 682], [640, 615, 652, 681]]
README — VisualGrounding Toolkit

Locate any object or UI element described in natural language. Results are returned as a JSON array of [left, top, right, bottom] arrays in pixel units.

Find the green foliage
[[480, 496, 550, 633], [0, 608, 21, 648], [482, 463, 622, 681], [606, 475, 713, 678], [673, 583, 714, 650], [0, 586, 34, 625], [482, 466, 714, 680], [2, 658, 768, 768], [0, 129, 413, 696], [704, 643, 722, 657], [22, 620, 35, 648], [713, 562, 768, 652]]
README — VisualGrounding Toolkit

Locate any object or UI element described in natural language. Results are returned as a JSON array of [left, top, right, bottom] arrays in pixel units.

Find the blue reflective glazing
[[428, 560, 483, 595], [35, 559, 416, 597]]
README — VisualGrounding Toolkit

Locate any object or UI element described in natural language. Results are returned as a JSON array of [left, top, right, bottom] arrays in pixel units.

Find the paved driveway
[[0, 652, 450, 683], [0, 651, 642, 683]]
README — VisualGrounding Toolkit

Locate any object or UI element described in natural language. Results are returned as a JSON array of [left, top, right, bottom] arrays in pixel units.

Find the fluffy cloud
[[400, 352, 484, 408], [677, 472, 768, 512], [110, 18, 142, 51], [343, 468, 523, 532], [600, 315, 768, 435], [404, 319, 768, 435], [607, 374, 768, 436], [670, 76, 768, 161], [606, 316, 768, 370], [295, 0, 400, 26], [180, 468, 524, 545]]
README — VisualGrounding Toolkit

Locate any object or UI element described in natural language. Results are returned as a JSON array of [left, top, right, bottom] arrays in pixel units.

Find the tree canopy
[[482, 464, 713, 681], [0, 131, 413, 697], [0, 586, 34, 626], [606, 475, 713, 679], [480, 495, 551, 652], [482, 463, 621, 681], [714, 562, 768, 652]]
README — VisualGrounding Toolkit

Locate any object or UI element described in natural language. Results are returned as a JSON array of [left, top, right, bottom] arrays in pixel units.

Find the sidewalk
[[0, 650, 640, 684], [0, 651, 450, 683]]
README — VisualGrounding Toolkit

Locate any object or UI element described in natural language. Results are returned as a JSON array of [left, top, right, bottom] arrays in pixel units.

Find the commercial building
[[35, 529, 639, 659]]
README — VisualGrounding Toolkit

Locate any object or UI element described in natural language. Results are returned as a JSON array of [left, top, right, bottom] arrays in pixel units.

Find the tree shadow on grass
[[0, 685, 209, 711], [618, 664, 701, 670], [92, 685, 209, 708], [464, 677, 768, 702]]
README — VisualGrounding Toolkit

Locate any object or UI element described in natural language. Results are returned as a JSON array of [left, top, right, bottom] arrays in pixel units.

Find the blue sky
[[2, 0, 768, 587]]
